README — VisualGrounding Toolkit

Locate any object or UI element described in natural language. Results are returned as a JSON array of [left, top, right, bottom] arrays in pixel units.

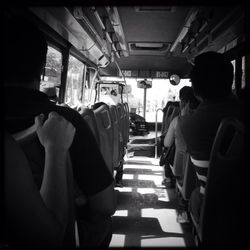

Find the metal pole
[[155, 108, 163, 158], [143, 88, 146, 119]]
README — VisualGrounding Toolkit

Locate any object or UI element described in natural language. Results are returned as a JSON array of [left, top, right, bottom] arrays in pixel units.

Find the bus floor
[[110, 132, 195, 248]]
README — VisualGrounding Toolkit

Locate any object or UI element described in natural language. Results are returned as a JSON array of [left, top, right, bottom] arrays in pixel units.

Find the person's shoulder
[[49, 105, 87, 126]]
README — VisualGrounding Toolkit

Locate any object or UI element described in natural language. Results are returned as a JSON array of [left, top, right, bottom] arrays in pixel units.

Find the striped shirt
[[190, 157, 209, 195]]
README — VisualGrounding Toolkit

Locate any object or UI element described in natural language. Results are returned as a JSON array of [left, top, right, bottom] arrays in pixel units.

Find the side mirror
[[169, 74, 180, 86]]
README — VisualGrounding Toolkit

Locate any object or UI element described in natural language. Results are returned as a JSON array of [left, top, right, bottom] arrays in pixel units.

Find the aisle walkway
[[110, 156, 195, 248]]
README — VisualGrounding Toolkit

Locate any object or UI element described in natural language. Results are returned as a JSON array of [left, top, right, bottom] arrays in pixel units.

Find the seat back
[[5, 127, 76, 246], [109, 105, 120, 169], [123, 102, 130, 144], [161, 102, 179, 134], [120, 103, 127, 148], [169, 106, 180, 123], [116, 103, 125, 151], [199, 117, 245, 247], [80, 107, 100, 144], [93, 103, 114, 174], [176, 153, 197, 200], [162, 105, 179, 134]]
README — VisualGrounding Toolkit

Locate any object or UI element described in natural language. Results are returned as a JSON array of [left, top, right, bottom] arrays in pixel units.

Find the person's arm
[[55, 107, 116, 217], [164, 117, 177, 147], [88, 182, 117, 217], [4, 112, 75, 246], [35, 112, 76, 230]]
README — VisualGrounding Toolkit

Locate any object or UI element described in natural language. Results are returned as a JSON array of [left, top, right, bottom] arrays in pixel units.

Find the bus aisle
[[110, 132, 195, 247]]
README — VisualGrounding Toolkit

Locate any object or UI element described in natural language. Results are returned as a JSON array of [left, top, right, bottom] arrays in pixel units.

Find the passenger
[[4, 13, 116, 246], [40, 86, 59, 104], [4, 112, 75, 246], [179, 51, 244, 223], [159, 101, 179, 148], [162, 86, 200, 188]]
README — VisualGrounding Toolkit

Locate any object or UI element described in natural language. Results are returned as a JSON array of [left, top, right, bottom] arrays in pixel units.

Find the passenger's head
[[40, 86, 59, 103], [4, 13, 48, 89], [189, 51, 234, 100], [179, 86, 200, 112]]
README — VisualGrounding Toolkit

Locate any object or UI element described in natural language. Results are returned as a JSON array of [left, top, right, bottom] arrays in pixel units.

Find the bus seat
[[190, 117, 245, 247], [116, 103, 125, 151], [93, 103, 114, 175], [162, 105, 179, 134], [109, 105, 121, 170], [169, 106, 180, 123], [123, 102, 130, 144], [80, 107, 100, 145], [176, 153, 197, 201], [5, 127, 76, 247], [170, 150, 186, 177], [161, 102, 179, 134], [119, 103, 127, 148]]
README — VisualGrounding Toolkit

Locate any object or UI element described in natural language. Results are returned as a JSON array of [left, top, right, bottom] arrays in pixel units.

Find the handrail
[[155, 108, 163, 158]]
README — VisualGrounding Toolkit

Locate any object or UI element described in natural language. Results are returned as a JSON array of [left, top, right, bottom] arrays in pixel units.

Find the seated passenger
[[40, 86, 59, 104], [4, 13, 116, 247], [179, 51, 244, 223], [162, 86, 200, 188], [4, 112, 75, 247]]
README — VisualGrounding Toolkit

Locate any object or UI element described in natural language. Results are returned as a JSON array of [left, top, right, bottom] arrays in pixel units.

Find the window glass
[[100, 77, 191, 122], [241, 56, 245, 89], [231, 60, 236, 90], [40, 46, 62, 98], [65, 55, 85, 108], [145, 79, 191, 122], [82, 70, 93, 107]]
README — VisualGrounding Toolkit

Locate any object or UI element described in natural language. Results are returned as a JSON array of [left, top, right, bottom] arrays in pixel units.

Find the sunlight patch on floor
[[115, 187, 132, 192], [141, 236, 186, 247], [110, 234, 125, 247], [122, 174, 134, 180], [124, 165, 163, 172], [141, 208, 183, 234], [113, 210, 128, 217], [138, 174, 164, 186], [137, 188, 155, 194]]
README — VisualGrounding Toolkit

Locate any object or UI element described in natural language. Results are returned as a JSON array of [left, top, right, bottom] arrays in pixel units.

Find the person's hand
[[35, 112, 76, 151]]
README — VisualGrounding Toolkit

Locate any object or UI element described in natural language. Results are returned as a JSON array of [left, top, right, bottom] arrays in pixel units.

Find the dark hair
[[91, 102, 107, 110], [189, 51, 233, 99], [4, 12, 48, 86], [179, 86, 200, 109]]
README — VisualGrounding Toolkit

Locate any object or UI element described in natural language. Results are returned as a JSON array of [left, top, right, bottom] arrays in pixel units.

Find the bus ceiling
[[28, 5, 245, 78]]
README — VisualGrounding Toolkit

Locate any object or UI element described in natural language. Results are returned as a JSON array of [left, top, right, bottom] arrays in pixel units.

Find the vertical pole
[[143, 88, 147, 119]]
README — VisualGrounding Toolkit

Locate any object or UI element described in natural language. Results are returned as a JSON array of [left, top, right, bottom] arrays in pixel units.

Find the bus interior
[[3, 4, 247, 248]]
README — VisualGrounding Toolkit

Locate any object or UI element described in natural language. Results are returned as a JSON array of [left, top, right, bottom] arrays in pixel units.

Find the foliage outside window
[[231, 60, 236, 90], [65, 55, 85, 108], [40, 46, 62, 98], [241, 56, 245, 89]]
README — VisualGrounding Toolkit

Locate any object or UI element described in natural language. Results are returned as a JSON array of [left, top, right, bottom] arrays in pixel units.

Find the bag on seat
[[159, 143, 175, 166]]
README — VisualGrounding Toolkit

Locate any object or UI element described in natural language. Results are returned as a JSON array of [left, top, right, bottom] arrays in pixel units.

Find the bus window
[[231, 60, 236, 91], [40, 46, 62, 98], [145, 79, 191, 122], [82, 69, 90, 106], [65, 55, 85, 108], [241, 56, 245, 89], [123, 78, 191, 122]]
